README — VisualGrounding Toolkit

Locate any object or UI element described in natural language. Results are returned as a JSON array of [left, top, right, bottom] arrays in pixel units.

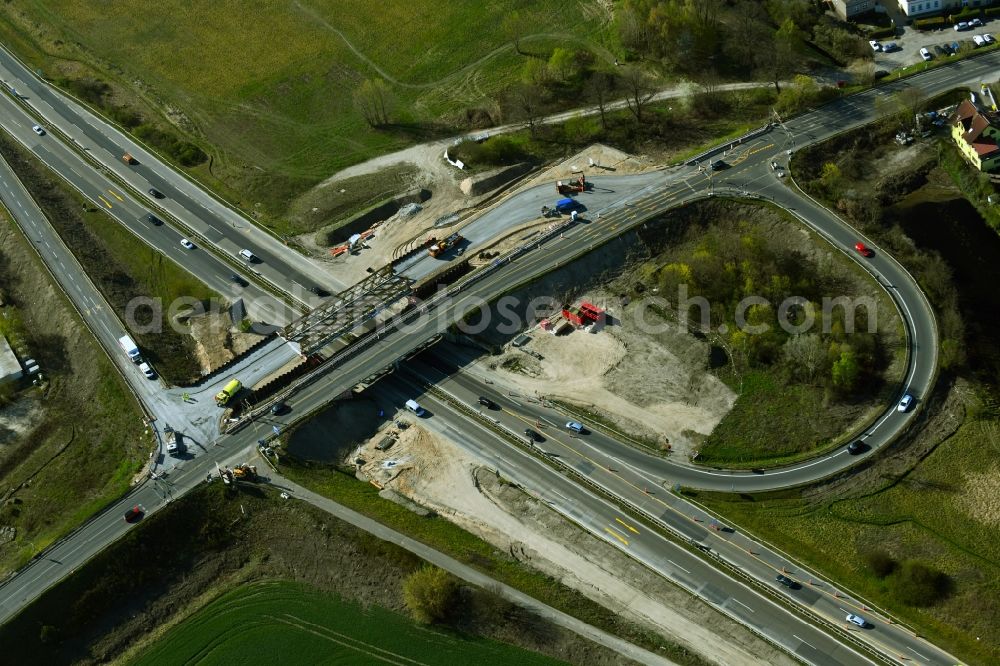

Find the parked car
[[882, 42, 898, 52], [985, 33, 996, 44], [31, 124, 45, 136], [897, 393, 914, 413], [180, 238, 195, 249], [847, 440, 866, 455], [919, 47, 932, 61], [954, 21, 970, 31], [868, 39, 881, 52], [973, 34, 985, 47], [846, 613, 868, 628], [951, 41, 961, 54], [854, 241, 873, 257], [933, 44, 947, 57], [971, 18, 984, 28]]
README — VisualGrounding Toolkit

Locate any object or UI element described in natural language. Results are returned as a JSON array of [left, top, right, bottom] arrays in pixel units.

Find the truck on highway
[[118, 334, 142, 363], [215, 378, 242, 407]]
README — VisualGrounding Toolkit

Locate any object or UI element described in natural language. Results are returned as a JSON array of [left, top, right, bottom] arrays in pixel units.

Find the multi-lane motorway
[[2, 44, 996, 665]]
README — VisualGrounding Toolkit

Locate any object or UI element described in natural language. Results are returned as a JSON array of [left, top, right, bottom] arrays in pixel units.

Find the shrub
[[403, 566, 460, 624], [914, 17, 947, 30], [450, 136, 531, 167], [892, 560, 950, 606], [987, 7, 1000, 18], [868, 27, 895, 40], [864, 550, 897, 578], [133, 124, 207, 167]]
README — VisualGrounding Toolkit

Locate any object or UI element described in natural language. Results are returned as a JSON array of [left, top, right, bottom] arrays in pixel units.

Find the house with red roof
[[950, 98, 1000, 172]]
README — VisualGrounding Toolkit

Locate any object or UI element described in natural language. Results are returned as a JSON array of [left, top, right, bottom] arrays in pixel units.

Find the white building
[[832, 0, 876, 20], [0, 336, 22, 386], [898, 0, 994, 18]]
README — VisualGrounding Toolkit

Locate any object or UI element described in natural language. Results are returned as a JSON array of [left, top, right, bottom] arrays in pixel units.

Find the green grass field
[[132, 580, 566, 666], [697, 412, 1000, 664], [4, 1, 611, 221]]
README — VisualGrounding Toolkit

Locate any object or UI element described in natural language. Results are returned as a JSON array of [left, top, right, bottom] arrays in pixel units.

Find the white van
[[405, 399, 425, 416], [239, 248, 258, 263]]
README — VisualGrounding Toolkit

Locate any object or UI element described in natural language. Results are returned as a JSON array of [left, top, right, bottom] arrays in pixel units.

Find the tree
[[547, 47, 576, 81], [584, 71, 617, 129], [505, 83, 545, 136], [503, 11, 530, 55], [831, 347, 860, 391], [620, 65, 656, 123], [403, 566, 460, 624], [819, 161, 842, 194], [893, 560, 950, 607], [353, 78, 393, 127], [781, 333, 826, 383], [757, 18, 804, 92]]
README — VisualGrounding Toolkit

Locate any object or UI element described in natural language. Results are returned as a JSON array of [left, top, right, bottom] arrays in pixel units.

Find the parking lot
[[870, 18, 999, 70]]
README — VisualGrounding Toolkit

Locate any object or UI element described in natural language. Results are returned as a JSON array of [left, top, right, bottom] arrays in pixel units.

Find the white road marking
[[792, 634, 816, 650], [730, 598, 755, 613], [907, 646, 928, 660], [667, 559, 691, 574]]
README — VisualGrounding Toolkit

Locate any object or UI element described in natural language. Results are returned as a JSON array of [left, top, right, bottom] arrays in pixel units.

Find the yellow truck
[[215, 379, 242, 407]]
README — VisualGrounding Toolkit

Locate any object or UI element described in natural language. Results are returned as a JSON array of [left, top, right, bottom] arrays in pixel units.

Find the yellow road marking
[[98, 196, 112, 209], [605, 527, 629, 546], [107, 189, 124, 202], [615, 517, 640, 534]]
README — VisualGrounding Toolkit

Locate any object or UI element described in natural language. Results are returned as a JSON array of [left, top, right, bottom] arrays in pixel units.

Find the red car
[[854, 242, 873, 257], [123, 505, 145, 523]]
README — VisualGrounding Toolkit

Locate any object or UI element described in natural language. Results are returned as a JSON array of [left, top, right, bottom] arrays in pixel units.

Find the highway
[[2, 46, 996, 666], [0, 44, 343, 296]]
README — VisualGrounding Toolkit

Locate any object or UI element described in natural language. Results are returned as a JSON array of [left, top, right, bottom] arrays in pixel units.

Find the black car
[[776, 574, 800, 589], [148, 187, 164, 198], [847, 440, 866, 455], [478, 396, 496, 409], [229, 274, 248, 287], [524, 428, 543, 442], [145, 213, 162, 226], [710, 159, 727, 171], [270, 402, 288, 416], [308, 286, 328, 297]]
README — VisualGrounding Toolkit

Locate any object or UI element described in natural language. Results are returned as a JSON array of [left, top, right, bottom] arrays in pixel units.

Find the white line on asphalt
[[907, 646, 928, 660], [667, 559, 691, 574], [730, 598, 755, 613], [792, 634, 816, 650]]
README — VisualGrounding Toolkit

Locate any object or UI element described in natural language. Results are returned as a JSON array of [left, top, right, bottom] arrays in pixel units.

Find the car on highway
[[308, 286, 328, 297], [847, 440, 866, 455], [229, 273, 248, 287], [148, 187, 164, 198], [477, 396, 496, 409], [954, 21, 970, 31], [180, 238, 195, 250], [145, 213, 162, 226], [868, 39, 881, 52], [270, 402, 288, 416], [854, 241, 873, 257], [124, 505, 145, 523], [710, 159, 727, 171], [897, 393, 914, 413], [775, 574, 801, 589], [565, 421, 584, 434], [31, 124, 45, 136], [524, 428, 543, 442], [919, 47, 932, 61], [139, 362, 156, 379], [846, 613, 868, 628]]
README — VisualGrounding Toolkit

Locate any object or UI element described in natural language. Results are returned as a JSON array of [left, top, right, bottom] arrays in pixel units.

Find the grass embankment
[[0, 1, 608, 226], [132, 580, 564, 666], [696, 404, 1000, 665], [279, 462, 709, 666], [0, 219, 146, 575], [0, 130, 216, 383]]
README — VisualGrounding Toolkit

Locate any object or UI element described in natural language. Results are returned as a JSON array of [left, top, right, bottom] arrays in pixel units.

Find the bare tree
[[353, 78, 393, 126], [584, 71, 617, 129], [503, 11, 530, 55], [619, 65, 656, 123], [506, 83, 545, 136]]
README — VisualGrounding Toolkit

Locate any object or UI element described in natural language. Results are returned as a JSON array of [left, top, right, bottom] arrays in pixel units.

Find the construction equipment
[[428, 232, 463, 258], [164, 424, 184, 456], [215, 378, 242, 407], [556, 174, 587, 194], [231, 463, 258, 481], [541, 205, 561, 218]]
